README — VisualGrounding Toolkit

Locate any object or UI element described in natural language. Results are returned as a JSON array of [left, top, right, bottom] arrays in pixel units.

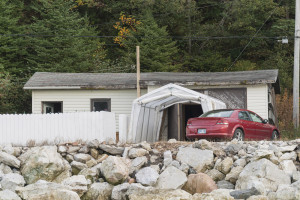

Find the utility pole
[[136, 46, 141, 98], [188, 0, 191, 54], [293, 0, 300, 129]]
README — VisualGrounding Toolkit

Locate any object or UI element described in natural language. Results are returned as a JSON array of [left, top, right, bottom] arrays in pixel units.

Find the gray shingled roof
[[24, 69, 280, 93]]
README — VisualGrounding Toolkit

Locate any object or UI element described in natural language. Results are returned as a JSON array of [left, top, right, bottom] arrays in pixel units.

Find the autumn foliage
[[275, 90, 298, 138], [113, 13, 141, 46]]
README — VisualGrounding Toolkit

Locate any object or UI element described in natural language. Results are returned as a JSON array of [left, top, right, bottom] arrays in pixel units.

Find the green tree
[[0, 0, 29, 76], [25, 0, 106, 73], [119, 11, 180, 72]]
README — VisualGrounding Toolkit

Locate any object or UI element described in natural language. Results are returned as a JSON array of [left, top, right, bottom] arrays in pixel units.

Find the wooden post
[[136, 46, 141, 97], [293, 0, 300, 129]]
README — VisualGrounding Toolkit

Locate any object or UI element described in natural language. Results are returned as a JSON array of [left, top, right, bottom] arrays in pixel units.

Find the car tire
[[271, 130, 279, 140], [233, 129, 244, 141]]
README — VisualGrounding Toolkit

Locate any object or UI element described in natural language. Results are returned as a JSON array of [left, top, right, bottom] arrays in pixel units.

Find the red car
[[186, 109, 279, 141]]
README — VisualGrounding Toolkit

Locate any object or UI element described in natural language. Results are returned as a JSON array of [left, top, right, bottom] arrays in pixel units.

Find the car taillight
[[187, 121, 192, 126], [216, 120, 229, 125]]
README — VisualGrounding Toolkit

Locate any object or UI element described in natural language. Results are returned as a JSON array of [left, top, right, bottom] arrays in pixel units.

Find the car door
[[238, 111, 256, 139], [248, 112, 271, 140]]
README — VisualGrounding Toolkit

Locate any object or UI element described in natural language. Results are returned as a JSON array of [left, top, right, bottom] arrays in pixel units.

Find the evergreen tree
[[25, 0, 106, 73], [0, 0, 28, 76], [121, 10, 180, 72]]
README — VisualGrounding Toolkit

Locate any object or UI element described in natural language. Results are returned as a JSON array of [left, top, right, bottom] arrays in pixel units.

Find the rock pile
[[0, 139, 300, 199]]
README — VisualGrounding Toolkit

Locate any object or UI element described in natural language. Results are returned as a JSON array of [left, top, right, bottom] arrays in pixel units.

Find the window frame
[[238, 111, 252, 121], [90, 98, 111, 112], [41, 101, 63, 114], [248, 112, 263, 123]]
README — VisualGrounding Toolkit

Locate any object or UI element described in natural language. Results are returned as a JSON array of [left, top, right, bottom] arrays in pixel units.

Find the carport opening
[[183, 104, 203, 127], [164, 103, 203, 141]]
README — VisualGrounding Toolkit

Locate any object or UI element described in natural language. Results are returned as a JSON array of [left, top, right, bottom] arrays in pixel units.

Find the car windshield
[[200, 110, 234, 118]]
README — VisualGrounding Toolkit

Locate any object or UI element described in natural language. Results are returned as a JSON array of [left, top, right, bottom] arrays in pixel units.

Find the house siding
[[32, 89, 147, 129], [148, 84, 269, 119], [246, 85, 268, 120]]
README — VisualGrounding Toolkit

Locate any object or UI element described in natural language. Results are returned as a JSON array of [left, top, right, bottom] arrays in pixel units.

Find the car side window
[[238, 111, 251, 121], [249, 112, 263, 123]]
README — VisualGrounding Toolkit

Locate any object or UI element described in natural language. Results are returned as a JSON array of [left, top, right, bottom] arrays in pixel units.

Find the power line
[[225, 0, 283, 71], [0, 33, 294, 40]]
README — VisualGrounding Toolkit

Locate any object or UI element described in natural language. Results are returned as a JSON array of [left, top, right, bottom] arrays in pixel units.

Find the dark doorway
[[167, 104, 203, 141], [183, 104, 203, 127]]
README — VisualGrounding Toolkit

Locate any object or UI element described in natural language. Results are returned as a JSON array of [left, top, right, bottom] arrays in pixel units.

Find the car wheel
[[233, 129, 244, 141], [271, 131, 279, 140]]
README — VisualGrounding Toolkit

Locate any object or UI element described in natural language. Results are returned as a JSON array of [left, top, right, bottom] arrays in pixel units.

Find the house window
[[42, 102, 63, 114], [91, 99, 111, 112]]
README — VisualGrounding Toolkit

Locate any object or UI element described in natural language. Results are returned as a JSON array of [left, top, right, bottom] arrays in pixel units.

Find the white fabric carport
[[127, 83, 226, 143]]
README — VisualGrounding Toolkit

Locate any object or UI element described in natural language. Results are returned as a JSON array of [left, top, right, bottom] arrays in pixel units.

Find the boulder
[[135, 167, 159, 186], [129, 156, 147, 174], [225, 166, 243, 184], [2, 144, 14, 155], [156, 166, 187, 190], [233, 158, 247, 168], [90, 148, 99, 159], [179, 162, 190, 174], [0, 173, 25, 191], [86, 159, 97, 168], [81, 182, 113, 200], [99, 144, 124, 155], [230, 187, 260, 199], [225, 143, 242, 154], [0, 190, 21, 200], [275, 184, 300, 200], [62, 175, 88, 197], [126, 183, 191, 200], [235, 158, 291, 193], [128, 148, 148, 158], [247, 195, 269, 200], [292, 171, 300, 182], [71, 161, 88, 175], [15, 180, 80, 200], [163, 150, 172, 167], [52, 159, 72, 183], [215, 157, 233, 174], [192, 189, 234, 200], [207, 169, 225, 182], [279, 151, 297, 161], [100, 156, 129, 185], [280, 160, 297, 177], [182, 173, 217, 194], [193, 139, 213, 150], [73, 153, 92, 163], [139, 141, 152, 151], [252, 149, 274, 161], [19, 146, 68, 184], [78, 146, 89, 154], [78, 168, 98, 183], [67, 146, 81, 154], [0, 152, 20, 168], [111, 183, 130, 200], [176, 147, 214, 173], [129, 189, 191, 200], [58, 146, 67, 153], [217, 180, 235, 189], [0, 163, 13, 174], [87, 139, 100, 148], [278, 145, 297, 152]]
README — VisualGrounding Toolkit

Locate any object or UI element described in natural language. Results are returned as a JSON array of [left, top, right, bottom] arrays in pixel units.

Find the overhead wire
[[225, 0, 284, 71]]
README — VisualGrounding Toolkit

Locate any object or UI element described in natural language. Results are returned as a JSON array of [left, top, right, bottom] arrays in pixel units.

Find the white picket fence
[[0, 112, 116, 145]]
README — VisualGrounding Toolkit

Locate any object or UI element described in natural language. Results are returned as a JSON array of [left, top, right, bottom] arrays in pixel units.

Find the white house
[[24, 69, 280, 141]]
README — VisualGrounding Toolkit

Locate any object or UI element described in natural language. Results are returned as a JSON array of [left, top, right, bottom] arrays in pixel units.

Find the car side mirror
[[262, 119, 268, 124]]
